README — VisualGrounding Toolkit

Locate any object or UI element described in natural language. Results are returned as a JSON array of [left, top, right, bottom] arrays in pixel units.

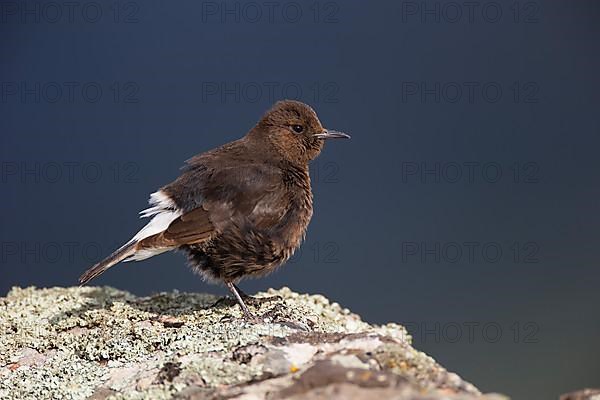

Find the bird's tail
[[79, 241, 137, 285]]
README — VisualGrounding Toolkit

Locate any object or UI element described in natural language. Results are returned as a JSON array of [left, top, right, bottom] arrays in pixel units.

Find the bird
[[79, 100, 350, 320]]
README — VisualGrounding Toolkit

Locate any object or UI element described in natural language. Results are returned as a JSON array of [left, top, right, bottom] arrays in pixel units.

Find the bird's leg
[[233, 284, 282, 305], [226, 282, 258, 321]]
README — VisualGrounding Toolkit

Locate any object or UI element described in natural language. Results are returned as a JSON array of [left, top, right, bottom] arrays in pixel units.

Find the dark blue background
[[1, 1, 599, 399]]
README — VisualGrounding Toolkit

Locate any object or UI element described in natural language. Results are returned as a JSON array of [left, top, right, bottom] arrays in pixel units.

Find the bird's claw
[[211, 296, 238, 309]]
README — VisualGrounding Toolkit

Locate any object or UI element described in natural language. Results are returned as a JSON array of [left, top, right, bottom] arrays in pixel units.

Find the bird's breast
[[273, 180, 313, 262]]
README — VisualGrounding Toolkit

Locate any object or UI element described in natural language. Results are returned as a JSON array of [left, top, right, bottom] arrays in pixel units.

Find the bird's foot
[[233, 284, 283, 306], [218, 311, 262, 324], [214, 283, 283, 311], [217, 283, 301, 327], [210, 294, 281, 310], [215, 298, 309, 331], [211, 296, 238, 309], [240, 293, 283, 306]]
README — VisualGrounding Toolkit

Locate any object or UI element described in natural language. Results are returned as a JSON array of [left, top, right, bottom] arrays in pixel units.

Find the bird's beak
[[313, 129, 351, 140]]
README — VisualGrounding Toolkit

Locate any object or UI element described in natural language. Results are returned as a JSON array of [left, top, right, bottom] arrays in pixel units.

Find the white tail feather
[[130, 190, 182, 243]]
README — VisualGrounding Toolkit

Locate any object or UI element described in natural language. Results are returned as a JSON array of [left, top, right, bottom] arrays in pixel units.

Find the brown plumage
[[79, 100, 350, 319]]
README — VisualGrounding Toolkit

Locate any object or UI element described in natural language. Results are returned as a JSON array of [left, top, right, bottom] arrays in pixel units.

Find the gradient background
[[1, 1, 599, 399]]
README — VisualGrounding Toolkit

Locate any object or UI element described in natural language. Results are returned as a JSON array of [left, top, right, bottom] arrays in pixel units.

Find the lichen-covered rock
[[560, 389, 600, 400], [0, 286, 507, 400]]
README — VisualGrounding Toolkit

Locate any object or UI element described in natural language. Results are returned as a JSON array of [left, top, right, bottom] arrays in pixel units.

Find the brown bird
[[79, 100, 350, 319]]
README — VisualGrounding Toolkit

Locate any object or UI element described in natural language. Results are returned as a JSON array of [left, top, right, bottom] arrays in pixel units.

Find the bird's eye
[[291, 124, 304, 134]]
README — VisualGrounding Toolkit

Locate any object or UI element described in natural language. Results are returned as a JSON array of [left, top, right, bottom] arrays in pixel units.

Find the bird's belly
[[183, 194, 313, 283], [182, 222, 306, 283]]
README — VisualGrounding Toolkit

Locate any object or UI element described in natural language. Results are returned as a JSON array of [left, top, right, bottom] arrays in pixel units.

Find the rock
[[560, 389, 600, 400], [0, 286, 508, 400]]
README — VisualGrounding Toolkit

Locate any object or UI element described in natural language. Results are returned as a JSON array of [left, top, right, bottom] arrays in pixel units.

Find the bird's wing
[[134, 161, 285, 252], [136, 206, 214, 249]]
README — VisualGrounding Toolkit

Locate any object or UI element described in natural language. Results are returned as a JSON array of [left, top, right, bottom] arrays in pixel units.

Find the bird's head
[[252, 100, 350, 164]]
